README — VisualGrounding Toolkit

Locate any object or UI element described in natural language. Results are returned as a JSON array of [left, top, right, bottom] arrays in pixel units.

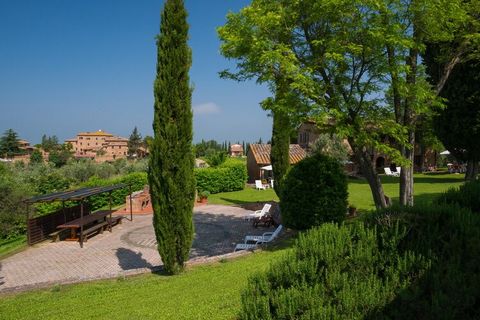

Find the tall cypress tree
[[149, 0, 195, 275]]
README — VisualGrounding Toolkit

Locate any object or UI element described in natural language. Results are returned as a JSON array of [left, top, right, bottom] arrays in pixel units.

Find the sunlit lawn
[[0, 249, 288, 320], [0, 173, 465, 319], [210, 173, 465, 211]]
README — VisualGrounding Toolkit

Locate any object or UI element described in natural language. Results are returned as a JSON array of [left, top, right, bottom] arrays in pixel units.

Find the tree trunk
[[465, 159, 479, 181], [400, 46, 418, 207], [349, 138, 387, 209], [399, 137, 415, 206]]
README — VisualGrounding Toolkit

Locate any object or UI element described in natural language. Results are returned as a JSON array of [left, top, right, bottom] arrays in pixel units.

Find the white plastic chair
[[234, 225, 283, 251], [244, 203, 272, 221], [396, 167, 401, 175], [384, 167, 400, 177], [255, 180, 266, 190]]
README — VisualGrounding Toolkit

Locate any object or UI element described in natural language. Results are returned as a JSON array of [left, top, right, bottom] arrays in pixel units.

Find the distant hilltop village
[[0, 129, 147, 164], [65, 130, 144, 162]]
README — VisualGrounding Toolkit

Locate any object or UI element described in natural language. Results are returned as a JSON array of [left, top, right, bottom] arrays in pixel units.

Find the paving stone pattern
[[0, 205, 274, 293]]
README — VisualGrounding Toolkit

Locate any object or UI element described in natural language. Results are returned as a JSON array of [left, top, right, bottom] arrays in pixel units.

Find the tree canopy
[[219, 0, 480, 208], [0, 129, 21, 158]]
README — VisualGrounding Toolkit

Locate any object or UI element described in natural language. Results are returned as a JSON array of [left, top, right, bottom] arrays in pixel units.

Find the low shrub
[[195, 158, 247, 194], [437, 180, 480, 213], [240, 222, 429, 319], [240, 203, 480, 319], [280, 153, 348, 230], [0, 171, 30, 239]]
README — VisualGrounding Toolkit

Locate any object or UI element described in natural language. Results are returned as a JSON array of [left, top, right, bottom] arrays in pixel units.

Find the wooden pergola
[[24, 184, 133, 248]]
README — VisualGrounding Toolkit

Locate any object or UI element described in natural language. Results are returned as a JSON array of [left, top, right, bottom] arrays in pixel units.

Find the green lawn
[[209, 173, 465, 211], [209, 187, 279, 205], [0, 249, 288, 320], [0, 236, 27, 260], [0, 173, 465, 319]]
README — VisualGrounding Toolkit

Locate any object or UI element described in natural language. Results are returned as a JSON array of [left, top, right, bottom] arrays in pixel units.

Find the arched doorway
[[375, 156, 385, 169]]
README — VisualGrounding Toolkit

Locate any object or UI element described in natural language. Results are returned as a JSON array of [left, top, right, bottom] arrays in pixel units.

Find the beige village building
[[65, 130, 129, 162]]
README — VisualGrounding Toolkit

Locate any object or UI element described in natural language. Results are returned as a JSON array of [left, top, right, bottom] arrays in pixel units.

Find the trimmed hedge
[[280, 153, 348, 230], [240, 203, 480, 319], [195, 158, 247, 194], [81, 172, 148, 211]]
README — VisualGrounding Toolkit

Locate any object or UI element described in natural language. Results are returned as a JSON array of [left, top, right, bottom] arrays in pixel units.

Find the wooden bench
[[107, 216, 123, 228], [49, 229, 69, 242], [79, 221, 108, 243]]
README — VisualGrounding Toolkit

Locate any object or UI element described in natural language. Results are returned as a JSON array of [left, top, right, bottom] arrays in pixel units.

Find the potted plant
[[198, 190, 210, 204]]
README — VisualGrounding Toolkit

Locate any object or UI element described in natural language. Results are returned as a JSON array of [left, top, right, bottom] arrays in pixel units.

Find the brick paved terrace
[[0, 205, 275, 293]]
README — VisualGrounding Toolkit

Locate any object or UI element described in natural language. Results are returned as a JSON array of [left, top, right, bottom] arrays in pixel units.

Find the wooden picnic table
[[57, 210, 113, 241]]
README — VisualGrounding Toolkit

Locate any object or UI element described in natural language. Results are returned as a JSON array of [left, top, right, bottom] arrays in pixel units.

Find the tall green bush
[[280, 153, 348, 230], [195, 158, 247, 193]]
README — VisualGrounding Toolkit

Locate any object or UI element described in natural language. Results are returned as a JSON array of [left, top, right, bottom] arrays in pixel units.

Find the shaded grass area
[[209, 174, 464, 211], [0, 249, 288, 320], [0, 236, 27, 260]]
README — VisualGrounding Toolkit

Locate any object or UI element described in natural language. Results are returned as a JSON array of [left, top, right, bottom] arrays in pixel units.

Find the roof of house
[[78, 130, 113, 137], [230, 144, 243, 152], [105, 136, 128, 142], [248, 144, 306, 165]]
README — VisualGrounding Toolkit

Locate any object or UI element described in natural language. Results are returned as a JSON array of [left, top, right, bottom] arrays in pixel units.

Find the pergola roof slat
[[24, 184, 127, 204]]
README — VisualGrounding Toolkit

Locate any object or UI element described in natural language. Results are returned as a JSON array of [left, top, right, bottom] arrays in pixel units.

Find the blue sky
[[0, 0, 271, 144]]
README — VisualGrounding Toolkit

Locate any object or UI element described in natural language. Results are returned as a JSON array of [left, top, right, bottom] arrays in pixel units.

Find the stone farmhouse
[[297, 120, 437, 173]]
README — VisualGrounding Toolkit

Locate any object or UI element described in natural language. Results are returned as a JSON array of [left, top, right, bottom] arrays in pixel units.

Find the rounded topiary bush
[[280, 153, 348, 230]]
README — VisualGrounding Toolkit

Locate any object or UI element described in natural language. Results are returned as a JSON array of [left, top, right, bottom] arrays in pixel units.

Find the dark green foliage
[[425, 47, 480, 177], [241, 203, 480, 319], [194, 139, 224, 158], [82, 172, 147, 212], [240, 223, 429, 319], [127, 126, 143, 157], [204, 151, 227, 167], [36, 171, 70, 194], [280, 153, 348, 230], [195, 158, 247, 194], [437, 180, 480, 213], [365, 204, 480, 319], [0, 169, 30, 239], [48, 144, 73, 168], [270, 109, 290, 196], [29, 149, 43, 164], [40, 134, 60, 152], [0, 129, 21, 158], [149, 0, 195, 275]]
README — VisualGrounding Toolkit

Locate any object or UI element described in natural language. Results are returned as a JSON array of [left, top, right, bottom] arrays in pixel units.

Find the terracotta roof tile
[[249, 144, 306, 165]]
